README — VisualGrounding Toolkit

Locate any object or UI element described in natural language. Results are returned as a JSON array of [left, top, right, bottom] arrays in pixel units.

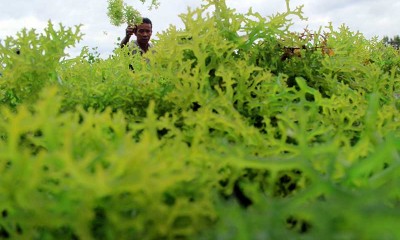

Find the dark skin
[[120, 23, 152, 53]]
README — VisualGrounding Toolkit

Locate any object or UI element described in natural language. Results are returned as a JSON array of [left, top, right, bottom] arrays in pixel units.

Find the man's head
[[133, 17, 152, 46]]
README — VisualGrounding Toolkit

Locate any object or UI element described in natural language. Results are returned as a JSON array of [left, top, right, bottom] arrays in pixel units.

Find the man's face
[[135, 23, 152, 45]]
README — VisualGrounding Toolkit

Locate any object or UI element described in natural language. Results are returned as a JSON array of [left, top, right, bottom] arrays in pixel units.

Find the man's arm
[[120, 35, 131, 48]]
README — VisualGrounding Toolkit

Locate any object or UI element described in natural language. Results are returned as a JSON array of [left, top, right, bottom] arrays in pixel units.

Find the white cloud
[[0, 16, 48, 37]]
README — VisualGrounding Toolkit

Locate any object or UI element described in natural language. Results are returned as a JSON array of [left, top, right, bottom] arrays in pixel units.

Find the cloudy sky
[[1, 0, 398, 58]]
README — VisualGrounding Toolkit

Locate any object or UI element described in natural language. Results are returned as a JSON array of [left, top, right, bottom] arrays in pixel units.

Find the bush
[[1, 0, 400, 239]]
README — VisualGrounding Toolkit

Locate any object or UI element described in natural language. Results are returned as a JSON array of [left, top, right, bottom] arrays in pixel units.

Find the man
[[120, 17, 153, 55]]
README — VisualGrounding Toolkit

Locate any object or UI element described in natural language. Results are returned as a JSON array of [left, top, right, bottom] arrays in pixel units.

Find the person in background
[[120, 17, 153, 55]]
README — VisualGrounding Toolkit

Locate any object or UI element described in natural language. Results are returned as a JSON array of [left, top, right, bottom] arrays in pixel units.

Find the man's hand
[[125, 26, 135, 37], [121, 25, 135, 48]]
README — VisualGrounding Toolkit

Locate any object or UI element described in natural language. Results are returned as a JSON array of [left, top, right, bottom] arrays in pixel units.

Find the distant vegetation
[[383, 35, 400, 49]]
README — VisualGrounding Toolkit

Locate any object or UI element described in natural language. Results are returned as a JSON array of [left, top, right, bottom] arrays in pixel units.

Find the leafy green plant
[[0, 21, 82, 108], [1, 0, 400, 239], [107, 0, 160, 26]]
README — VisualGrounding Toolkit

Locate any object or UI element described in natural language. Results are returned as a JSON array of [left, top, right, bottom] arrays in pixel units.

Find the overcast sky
[[1, 0, 399, 58]]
